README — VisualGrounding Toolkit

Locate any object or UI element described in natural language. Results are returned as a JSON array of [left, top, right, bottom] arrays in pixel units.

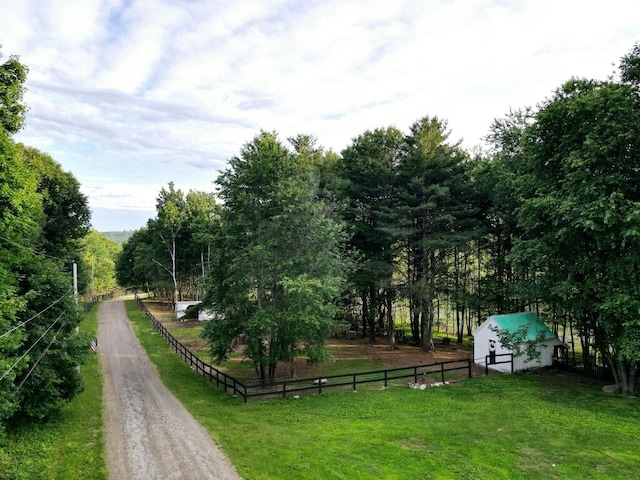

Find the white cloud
[[2, 0, 639, 229]]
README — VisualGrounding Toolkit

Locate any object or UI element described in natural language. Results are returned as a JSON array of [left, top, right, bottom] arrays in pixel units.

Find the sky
[[1, 0, 638, 232]]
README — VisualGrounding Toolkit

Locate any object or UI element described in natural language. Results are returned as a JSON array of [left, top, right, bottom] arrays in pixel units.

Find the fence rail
[[80, 291, 121, 311], [242, 358, 472, 401], [133, 295, 474, 402], [134, 294, 249, 401], [552, 357, 614, 381], [484, 353, 514, 374]]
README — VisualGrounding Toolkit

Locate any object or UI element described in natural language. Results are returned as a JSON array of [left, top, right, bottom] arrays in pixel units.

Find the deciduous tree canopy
[[0, 54, 92, 426]]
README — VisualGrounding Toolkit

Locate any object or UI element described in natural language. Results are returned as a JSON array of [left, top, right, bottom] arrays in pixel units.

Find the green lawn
[[0, 304, 106, 480], [126, 300, 640, 480]]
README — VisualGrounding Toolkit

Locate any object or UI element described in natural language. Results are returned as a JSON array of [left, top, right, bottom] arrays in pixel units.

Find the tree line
[[0, 49, 121, 429], [117, 44, 640, 393]]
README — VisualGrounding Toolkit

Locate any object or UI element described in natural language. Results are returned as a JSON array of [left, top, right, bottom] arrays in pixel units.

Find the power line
[[0, 311, 64, 382], [0, 233, 74, 263], [13, 323, 65, 395], [0, 290, 72, 340]]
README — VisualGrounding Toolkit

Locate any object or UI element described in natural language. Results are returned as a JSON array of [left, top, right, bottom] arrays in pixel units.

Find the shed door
[[489, 339, 496, 364]]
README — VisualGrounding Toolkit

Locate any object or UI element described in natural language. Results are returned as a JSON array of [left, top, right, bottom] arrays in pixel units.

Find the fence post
[[441, 362, 445, 384], [485, 356, 489, 375], [467, 358, 472, 379]]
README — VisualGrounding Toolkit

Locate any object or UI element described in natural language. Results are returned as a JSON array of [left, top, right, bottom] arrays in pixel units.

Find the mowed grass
[[0, 304, 106, 480], [126, 300, 640, 480]]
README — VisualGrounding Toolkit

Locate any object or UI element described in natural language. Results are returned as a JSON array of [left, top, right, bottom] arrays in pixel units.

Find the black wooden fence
[[134, 294, 249, 400], [552, 357, 614, 381], [242, 358, 473, 401], [80, 291, 121, 311], [484, 353, 514, 374], [134, 294, 474, 402]]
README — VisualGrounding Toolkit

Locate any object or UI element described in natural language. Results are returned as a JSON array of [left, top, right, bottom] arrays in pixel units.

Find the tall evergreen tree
[[338, 127, 403, 343], [395, 116, 477, 351]]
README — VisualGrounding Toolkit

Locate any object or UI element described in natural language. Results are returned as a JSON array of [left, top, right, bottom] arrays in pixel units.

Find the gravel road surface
[[98, 299, 242, 480]]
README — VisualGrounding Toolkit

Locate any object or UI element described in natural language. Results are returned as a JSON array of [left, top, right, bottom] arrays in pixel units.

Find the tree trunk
[[361, 292, 368, 338], [368, 286, 376, 342], [387, 295, 396, 350], [172, 238, 179, 308]]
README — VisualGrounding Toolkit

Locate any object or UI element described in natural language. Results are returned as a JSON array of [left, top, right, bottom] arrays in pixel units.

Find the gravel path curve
[[98, 299, 242, 480]]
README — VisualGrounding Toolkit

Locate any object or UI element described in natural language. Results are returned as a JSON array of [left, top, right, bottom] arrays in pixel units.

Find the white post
[[73, 261, 78, 302]]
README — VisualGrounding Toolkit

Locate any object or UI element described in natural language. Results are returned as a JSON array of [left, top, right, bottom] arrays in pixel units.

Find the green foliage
[[18, 145, 91, 258], [0, 304, 106, 480], [202, 131, 351, 382], [10, 257, 91, 421], [489, 324, 548, 361], [337, 127, 403, 340], [115, 188, 219, 299], [0, 80, 93, 426], [395, 116, 479, 349], [620, 41, 640, 85], [514, 76, 640, 393], [0, 52, 28, 134], [80, 230, 122, 295], [115, 227, 156, 291]]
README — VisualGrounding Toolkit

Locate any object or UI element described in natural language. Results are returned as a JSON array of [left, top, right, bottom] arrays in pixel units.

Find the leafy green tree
[[80, 230, 122, 295], [179, 190, 219, 298], [515, 77, 640, 394], [0, 53, 92, 425], [116, 226, 157, 292], [0, 51, 28, 134], [475, 108, 534, 315], [620, 41, 640, 84], [202, 131, 350, 382], [155, 182, 187, 305], [0, 128, 39, 423], [18, 145, 91, 258], [10, 256, 91, 420], [0, 135, 91, 423]]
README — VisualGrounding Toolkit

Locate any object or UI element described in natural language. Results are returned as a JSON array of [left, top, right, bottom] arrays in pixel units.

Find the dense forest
[[0, 50, 121, 429], [116, 44, 640, 392]]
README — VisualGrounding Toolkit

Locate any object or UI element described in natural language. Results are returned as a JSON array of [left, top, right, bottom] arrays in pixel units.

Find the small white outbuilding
[[474, 312, 566, 373], [175, 301, 213, 322]]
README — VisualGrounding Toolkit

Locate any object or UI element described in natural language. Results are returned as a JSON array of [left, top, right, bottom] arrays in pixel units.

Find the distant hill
[[100, 230, 135, 244]]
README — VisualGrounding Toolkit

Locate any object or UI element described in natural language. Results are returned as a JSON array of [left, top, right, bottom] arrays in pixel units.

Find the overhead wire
[[0, 311, 64, 382], [0, 289, 72, 340], [0, 233, 74, 263], [13, 323, 65, 395]]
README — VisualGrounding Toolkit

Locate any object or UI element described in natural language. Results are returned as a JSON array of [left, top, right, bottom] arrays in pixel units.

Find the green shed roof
[[488, 312, 556, 342]]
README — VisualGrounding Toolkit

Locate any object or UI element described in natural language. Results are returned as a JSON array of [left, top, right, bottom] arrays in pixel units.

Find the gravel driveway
[[98, 299, 242, 480]]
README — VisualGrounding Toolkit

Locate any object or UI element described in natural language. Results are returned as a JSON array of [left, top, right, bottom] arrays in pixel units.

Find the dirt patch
[[327, 336, 472, 365]]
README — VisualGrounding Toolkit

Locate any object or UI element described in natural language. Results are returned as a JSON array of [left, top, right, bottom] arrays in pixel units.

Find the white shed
[[474, 312, 566, 373]]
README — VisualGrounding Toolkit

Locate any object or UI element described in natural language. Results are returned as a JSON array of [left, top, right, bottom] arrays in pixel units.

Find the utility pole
[[73, 261, 78, 300]]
